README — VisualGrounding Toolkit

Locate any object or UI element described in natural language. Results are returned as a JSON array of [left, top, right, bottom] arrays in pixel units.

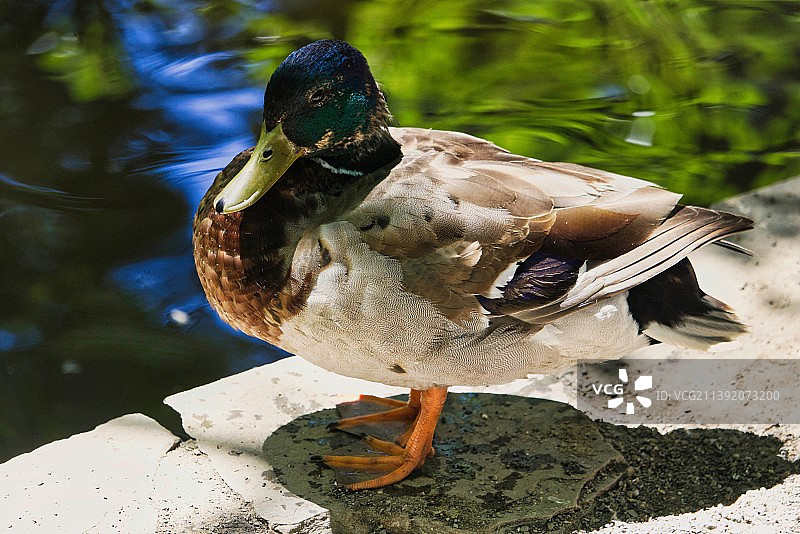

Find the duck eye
[[262, 148, 274, 161], [309, 89, 326, 104]]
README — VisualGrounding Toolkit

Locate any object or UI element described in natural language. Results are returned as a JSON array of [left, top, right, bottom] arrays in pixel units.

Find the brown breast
[[192, 150, 383, 344], [192, 150, 309, 344]]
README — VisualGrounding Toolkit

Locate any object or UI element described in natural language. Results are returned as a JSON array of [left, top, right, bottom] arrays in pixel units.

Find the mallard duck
[[193, 39, 753, 490]]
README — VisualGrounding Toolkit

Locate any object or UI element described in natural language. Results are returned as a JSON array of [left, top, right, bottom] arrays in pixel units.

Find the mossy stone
[[263, 394, 626, 533]]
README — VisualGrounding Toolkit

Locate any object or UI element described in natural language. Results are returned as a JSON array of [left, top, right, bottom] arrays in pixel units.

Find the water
[[1, 0, 799, 461]]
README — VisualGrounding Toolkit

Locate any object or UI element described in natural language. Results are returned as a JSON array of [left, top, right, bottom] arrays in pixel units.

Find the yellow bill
[[214, 123, 306, 214]]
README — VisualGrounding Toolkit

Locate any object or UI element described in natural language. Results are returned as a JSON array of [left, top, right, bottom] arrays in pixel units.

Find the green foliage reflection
[[29, 0, 800, 204], [240, 0, 800, 205], [33, 7, 132, 101]]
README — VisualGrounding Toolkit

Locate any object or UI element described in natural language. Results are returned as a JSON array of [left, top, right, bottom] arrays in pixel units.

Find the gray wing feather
[[511, 207, 753, 323], [351, 128, 753, 327]]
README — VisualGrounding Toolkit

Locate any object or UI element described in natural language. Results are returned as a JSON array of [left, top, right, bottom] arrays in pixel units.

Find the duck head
[[214, 39, 399, 214]]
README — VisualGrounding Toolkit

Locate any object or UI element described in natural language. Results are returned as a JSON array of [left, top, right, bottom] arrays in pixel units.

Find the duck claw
[[316, 387, 447, 490], [328, 391, 421, 443]]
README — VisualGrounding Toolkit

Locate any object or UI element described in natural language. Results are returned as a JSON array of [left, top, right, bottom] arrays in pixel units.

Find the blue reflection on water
[[0, 327, 42, 353], [110, 256, 198, 311]]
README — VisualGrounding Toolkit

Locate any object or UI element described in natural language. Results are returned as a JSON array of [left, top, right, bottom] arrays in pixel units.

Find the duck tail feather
[[713, 238, 755, 256], [627, 258, 747, 350]]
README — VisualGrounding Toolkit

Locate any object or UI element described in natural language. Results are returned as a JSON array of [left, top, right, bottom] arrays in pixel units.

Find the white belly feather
[[278, 222, 648, 389]]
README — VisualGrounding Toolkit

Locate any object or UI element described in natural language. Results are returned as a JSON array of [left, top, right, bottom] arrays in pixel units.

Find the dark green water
[[1, 0, 799, 461]]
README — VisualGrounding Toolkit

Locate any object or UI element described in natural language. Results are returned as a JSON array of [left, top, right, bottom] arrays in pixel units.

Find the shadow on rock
[[262, 393, 798, 534]]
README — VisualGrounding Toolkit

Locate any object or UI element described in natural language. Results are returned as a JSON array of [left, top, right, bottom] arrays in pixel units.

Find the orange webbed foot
[[327, 391, 421, 441], [319, 387, 447, 490]]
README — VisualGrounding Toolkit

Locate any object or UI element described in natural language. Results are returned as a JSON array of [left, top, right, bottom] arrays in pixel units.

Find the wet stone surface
[[263, 394, 799, 534], [264, 394, 627, 533]]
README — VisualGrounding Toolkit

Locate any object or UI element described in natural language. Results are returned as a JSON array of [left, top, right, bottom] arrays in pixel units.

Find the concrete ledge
[[163, 358, 409, 533], [2, 178, 799, 533], [1, 414, 179, 533], [152, 440, 271, 533]]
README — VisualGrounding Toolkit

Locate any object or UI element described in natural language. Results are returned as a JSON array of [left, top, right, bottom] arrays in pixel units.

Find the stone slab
[[264, 394, 627, 532], [152, 440, 272, 533], [0, 413, 179, 533], [163, 358, 409, 533]]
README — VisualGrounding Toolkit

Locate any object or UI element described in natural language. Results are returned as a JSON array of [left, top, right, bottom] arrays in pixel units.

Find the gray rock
[[0, 414, 178, 533], [152, 440, 272, 533], [264, 394, 627, 533], [163, 360, 409, 532]]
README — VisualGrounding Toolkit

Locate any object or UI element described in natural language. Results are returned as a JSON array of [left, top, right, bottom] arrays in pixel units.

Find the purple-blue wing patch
[[476, 252, 582, 315]]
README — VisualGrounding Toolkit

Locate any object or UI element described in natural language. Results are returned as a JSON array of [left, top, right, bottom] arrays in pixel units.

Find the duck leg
[[321, 386, 447, 490]]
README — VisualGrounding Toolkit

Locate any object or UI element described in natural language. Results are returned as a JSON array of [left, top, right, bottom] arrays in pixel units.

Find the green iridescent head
[[264, 39, 387, 152], [214, 40, 397, 214]]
